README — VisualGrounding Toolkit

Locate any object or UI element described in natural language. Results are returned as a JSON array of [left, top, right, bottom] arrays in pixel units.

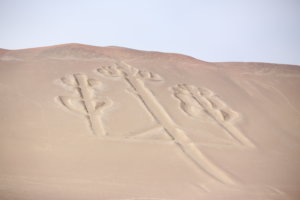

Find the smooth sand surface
[[0, 44, 300, 200]]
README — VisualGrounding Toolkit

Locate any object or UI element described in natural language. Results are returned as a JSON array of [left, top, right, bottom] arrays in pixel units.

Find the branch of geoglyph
[[173, 84, 206, 118], [135, 69, 163, 81], [61, 73, 102, 89], [195, 86, 239, 122], [174, 84, 238, 122], [97, 62, 162, 82], [60, 74, 109, 115], [97, 65, 126, 78]]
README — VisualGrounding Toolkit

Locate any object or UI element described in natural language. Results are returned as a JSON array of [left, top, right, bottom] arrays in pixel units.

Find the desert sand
[[0, 43, 299, 200]]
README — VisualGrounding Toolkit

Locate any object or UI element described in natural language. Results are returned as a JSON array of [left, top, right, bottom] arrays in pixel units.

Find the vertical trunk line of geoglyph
[[124, 77, 161, 123], [75, 74, 106, 136], [123, 73, 236, 185]]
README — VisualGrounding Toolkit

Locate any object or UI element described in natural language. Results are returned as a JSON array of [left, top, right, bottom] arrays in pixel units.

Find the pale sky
[[0, 0, 299, 65]]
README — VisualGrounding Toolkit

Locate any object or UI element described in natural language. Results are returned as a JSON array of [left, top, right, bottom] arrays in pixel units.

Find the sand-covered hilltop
[[0, 44, 299, 200]]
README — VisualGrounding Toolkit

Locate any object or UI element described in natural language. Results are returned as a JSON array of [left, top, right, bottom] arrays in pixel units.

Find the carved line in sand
[[59, 73, 112, 136], [173, 84, 255, 147], [97, 62, 236, 185]]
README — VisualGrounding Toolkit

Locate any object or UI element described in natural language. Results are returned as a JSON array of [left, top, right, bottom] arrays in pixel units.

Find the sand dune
[[0, 44, 300, 200]]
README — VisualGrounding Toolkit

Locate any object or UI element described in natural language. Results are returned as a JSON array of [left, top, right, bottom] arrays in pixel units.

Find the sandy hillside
[[0, 43, 299, 200]]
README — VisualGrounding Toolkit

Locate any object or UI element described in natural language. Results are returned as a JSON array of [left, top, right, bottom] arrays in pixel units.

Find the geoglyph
[[58, 61, 255, 185]]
